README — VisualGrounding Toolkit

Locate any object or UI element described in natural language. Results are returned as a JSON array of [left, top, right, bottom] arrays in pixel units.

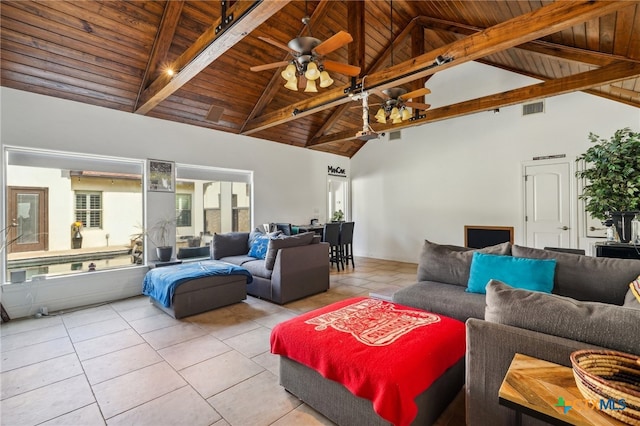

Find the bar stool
[[323, 223, 343, 270], [339, 221, 355, 268]]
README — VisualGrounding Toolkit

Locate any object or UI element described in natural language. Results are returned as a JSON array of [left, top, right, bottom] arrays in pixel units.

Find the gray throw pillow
[[264, 232, 315, 270], [417, 240, 512, 286], [512, 245, 640, 305], [485, 280, 640, 355], [211, 232, 249, 260]]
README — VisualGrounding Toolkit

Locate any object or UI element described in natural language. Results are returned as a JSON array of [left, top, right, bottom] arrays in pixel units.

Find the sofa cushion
[[241, 259, 273, 280], [485, 280, 640, 355], [219, 255, 256, 266], [392, 281, 486, 322], [417, 240, 512, 287], [264, 232, 315, 270], [511, 245, 640, 304], [467, 252, 555, 294], [248, 234, 270, 259], [624, 275, 640, 309], [211, 232, 249, 260]]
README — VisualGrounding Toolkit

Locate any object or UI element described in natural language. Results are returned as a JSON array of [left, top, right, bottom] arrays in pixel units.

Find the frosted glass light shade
[[401, 108, 412, 121], [392, 116, 402, 124], [284, 78, 298, 91], [319, 71, 334, 88], [281, 63, 297, 80], [375, 108, 387, 123], [389, 107, 400, 120], [304, 62, 320, 80], [304, 78, 318, 92]]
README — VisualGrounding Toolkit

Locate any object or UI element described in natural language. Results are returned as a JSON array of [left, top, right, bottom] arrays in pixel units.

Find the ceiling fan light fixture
[[392, 116, 403, 124], [375, 108, 387, 124], [304, 78, 318, 92], [401, 108, 412, 121], [389, 107, 401, 120], [319, 71, 334, 88], [304, 61, 321, 80], [284, 77, 298, 91], [281, 63, 297, 81]]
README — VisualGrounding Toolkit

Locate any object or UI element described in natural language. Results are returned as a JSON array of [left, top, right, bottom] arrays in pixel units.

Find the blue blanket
[[143, 260, 253, 308]]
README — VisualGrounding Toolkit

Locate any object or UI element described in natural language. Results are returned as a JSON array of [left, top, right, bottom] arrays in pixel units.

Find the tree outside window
[[176, 194, 192, 227]]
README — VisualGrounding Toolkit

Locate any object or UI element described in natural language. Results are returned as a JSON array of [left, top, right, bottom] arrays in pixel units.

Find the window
[[176, 194, 192, 227], [4, 148, 143, 282], [75, 192, 102, 229]]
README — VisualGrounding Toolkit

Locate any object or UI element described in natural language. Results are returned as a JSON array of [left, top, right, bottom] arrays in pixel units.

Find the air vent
[[389, 131, 402, 141], [522, 101, 544, 116]]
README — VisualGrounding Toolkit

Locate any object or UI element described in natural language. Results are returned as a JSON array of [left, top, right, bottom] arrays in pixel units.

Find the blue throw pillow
[[466, 252, 556, 294], [248, 235, 270, 259]]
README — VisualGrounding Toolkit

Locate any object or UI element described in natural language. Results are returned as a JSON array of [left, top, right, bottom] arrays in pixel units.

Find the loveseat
[[210, 230, 330, 304], [393, 241, 640, 425]]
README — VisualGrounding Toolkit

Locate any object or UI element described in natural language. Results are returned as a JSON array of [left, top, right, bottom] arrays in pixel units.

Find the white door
[[524, 162, 573, 249]]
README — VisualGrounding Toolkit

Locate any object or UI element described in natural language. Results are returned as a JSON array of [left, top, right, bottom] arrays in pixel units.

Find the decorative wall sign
[[147, 159, 175, 192], [328, 165, 347, 177]]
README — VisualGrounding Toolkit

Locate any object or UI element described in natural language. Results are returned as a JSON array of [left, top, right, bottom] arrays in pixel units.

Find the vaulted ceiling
[[2, 1, 639, 158]]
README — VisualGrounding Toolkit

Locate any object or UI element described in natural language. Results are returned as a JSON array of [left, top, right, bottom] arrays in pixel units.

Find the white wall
[[1, 87, 348, 318], [351, 62, 640, 263]]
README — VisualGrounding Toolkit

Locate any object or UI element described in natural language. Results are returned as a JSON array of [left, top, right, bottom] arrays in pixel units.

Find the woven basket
[[570, 350, 640, 425]]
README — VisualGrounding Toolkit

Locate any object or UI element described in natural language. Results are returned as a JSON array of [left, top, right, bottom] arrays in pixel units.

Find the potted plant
[[576, 127, 640, 242], [131, 217, 176, 262], [332, 210, 345, 222]]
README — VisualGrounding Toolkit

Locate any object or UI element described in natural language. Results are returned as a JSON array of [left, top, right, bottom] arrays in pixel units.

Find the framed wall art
[[147, 159, 175, 192]]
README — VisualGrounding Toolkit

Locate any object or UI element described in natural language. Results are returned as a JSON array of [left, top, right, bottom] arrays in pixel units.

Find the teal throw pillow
[[466, 252, 556, 294], [248, 235, 270, 259]]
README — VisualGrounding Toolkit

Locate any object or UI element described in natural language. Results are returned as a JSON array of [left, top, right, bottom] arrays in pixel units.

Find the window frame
[[75, 191, 103, 229]]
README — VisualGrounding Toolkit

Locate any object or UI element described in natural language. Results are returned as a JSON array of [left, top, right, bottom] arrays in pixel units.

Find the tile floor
[[1, 257, 464, 426]]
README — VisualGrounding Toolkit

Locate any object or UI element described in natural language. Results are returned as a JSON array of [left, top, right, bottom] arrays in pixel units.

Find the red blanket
[[270, 297, 465, 426]]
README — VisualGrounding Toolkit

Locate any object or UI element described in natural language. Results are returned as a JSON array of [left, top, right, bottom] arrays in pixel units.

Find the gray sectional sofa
[[211, 231, 330, 304], [393, 241, 640, 426]]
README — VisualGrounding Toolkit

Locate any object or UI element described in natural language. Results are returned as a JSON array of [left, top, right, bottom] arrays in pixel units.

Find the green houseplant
[[576, 127, 640, 241]]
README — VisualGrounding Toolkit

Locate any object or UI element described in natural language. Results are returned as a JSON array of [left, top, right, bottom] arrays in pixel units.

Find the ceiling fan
[[250, 16, 361, 92], [372, 87, 432, 124]]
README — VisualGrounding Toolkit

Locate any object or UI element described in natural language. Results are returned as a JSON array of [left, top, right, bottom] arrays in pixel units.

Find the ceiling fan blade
[[323, 60, 361, 77], [401, 88, 431, 101], [313, 31, 353, 56], [370, 89, 390, 100], [258, 36, 291, 53], [250, 61, 290, 72], [404, 102, 431, 110]]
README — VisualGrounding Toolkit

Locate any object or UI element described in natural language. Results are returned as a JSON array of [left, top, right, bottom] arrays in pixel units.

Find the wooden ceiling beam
[[242, 1, 631, 136], [416, 16, 638, 67], [309, 61, 640, 146], [241, 0, 330, 129], [135, 0, 289, 115], [142, 1, 184, 88]]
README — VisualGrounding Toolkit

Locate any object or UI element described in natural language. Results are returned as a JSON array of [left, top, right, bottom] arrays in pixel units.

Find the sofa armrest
[[270, 242, 330, 303], [465, 319, 605, 426]]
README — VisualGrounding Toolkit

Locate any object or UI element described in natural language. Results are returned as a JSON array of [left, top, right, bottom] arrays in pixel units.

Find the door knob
[[558, 226, 569, 230]]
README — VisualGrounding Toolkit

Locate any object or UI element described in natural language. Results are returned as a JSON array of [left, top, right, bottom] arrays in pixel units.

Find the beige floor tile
[[1, 336, 74, 372], [74, 328, 144, 361], [158, 335, 231, 371], [332, 276, 371, 287], [194, 313, 262, 341], [62, 305, 120, 329], [82, 343, 162, 385], [0, 324, 68, 352], [107, 385, 221, 426], [109, 295, 151, 312], [40, 403, 105, 426], [180, 350, 263, 398], [93, 362, 186, 419], [331, 284, 370, 297], [116, 303, 163, 322], [251, 309, 299, 329], [0, 315, 63, 337], [223, 327, 272, 358], [224, 298, 284, 320], [207, 370, 300, 426], [67, 317, 130, 343], [128, 312, 181, 334], [252, 351, 280, 376], [271, 403, 336, 426], [361, 281, 405, 292], [141, 322, 208, 350], [1, 353, 83, 399], [0, 375, 95, 425]]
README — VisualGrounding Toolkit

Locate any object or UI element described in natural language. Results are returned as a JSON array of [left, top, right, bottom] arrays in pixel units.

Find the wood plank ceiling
[[2, 1, 639, 158]]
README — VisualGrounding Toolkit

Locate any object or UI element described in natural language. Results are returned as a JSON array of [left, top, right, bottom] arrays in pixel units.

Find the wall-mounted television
[[464, 225, 514, 249]]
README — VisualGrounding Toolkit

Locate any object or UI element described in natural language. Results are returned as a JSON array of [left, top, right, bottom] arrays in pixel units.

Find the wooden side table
[[498, 353, 627, 426]]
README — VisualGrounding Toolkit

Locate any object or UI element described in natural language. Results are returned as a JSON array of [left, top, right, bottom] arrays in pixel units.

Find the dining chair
[[323, 223, 343, 270], [339, 221, 355, 268]]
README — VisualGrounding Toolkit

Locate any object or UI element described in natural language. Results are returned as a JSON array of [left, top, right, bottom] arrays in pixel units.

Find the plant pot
[[156, 246, 173, 262], [610, 211, 639, 243]]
